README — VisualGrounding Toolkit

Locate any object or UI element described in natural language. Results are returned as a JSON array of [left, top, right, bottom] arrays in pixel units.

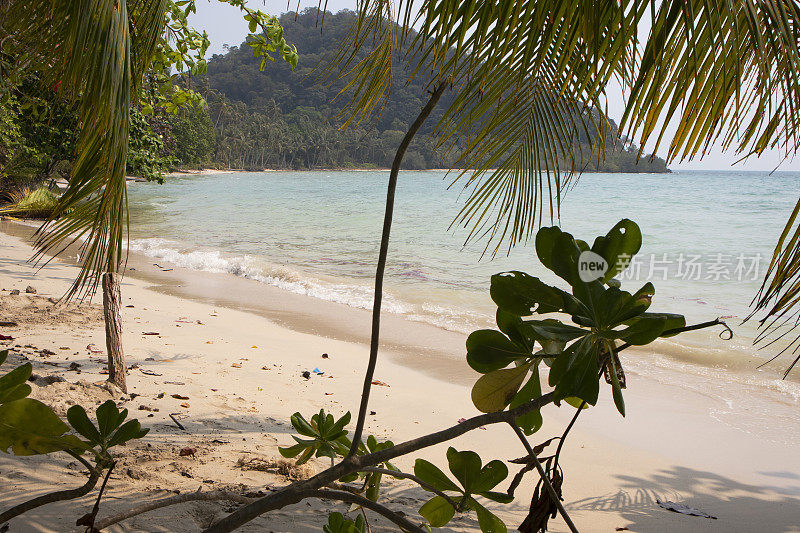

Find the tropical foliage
[[0, 0, 297, 298], [0, 349, 149, 526], [255, 219, 718, 533], [0, 186, 60, 219]]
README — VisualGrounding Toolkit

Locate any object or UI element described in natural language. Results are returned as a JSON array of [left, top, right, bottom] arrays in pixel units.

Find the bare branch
[[509, 423, 578, 533], [348, 80, 450, 458], [204, 391, 555, 533], [0, 468, 101, 524], [93, 490, 255, 530], [308, 489, 426, 533]]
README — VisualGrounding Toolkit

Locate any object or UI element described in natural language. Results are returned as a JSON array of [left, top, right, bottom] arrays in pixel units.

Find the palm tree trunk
[[102, 271, 126, 392]]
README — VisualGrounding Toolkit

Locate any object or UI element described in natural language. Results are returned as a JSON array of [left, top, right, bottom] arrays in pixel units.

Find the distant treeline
[[0, 8, 667, 190], [181, 8, 668, 173]]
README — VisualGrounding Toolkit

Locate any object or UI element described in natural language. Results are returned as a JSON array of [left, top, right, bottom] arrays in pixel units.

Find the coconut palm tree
[[0, 0, 296, 392], [1, 0, 169, 393]]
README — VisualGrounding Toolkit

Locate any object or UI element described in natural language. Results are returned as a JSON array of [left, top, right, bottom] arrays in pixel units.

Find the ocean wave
[[127, 238, 414, 314]]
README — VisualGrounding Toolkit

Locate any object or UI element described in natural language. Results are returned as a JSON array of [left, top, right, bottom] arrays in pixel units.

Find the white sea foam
[[127, 238, 414, 314]]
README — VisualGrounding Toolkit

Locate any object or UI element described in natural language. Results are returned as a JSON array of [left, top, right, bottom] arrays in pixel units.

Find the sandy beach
[[1, 221, 799, 533]]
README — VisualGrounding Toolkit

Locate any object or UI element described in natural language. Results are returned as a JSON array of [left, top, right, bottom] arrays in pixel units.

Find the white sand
[[0, 225, 798, 532]]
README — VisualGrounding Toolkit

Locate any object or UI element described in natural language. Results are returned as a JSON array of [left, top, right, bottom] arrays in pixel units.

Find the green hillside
[[191, 8, 668, 173]]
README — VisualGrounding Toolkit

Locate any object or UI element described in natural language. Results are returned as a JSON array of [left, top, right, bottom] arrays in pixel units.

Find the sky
[[189, 0, 796, 172]]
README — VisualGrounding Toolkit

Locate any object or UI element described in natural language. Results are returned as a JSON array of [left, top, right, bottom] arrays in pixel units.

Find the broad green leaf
[[107, 419, 148, 448], [536, 228, 582, 286], [609, 360, 626, 417], [466, 330, 529, 374], [469, 498, 507, 533], [563, 396, 589, 409], [510, 370, 543, 435], [0, 349, 7, 366], [96, 400, 124, 438], [67, 405, 101, 445], [614, 315, 667, 345], [0, 362, 32, 396], [278, 442, 307, 458], [591, 219, 642, 283], [527, 320, 587, 343], [414, 459, 460, 492], [0, 361, 32, 404], [365, 471, 381, 501], [0, 398, 86, 455], [490, 272, 567, 316], [290, 412, 316, 437], [0, 382, 31, 404], [447, 447, 482, 494], [632, 312, 686, 337], [472, 460, 508, 493], [419, 496, 456, 527], [471, 363, 532, 413], [479, 491, 514, 504], [551, 337, 600, 405]]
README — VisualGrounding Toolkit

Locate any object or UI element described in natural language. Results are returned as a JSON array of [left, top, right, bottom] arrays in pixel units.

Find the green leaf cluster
[[67, 400, 149, 454], [278, 409, 351, 464], [467, 219, 686, 420], [0, 351, 148, 459], [415, 447, 511, 532], [323, 512, 366, 533]]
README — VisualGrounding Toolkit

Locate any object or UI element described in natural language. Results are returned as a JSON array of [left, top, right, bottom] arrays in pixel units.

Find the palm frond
[[1, 0, 168, 299], [622, 0, 800, 161], [319, 0, 638, 252]]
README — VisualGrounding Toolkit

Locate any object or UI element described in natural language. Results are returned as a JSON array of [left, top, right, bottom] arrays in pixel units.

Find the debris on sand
[[657, 500, 717, 519], [236, 457, 314, 480]]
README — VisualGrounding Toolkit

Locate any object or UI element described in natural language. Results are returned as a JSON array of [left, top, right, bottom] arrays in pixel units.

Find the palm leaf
[[0, 0, 168, 298], [318, 0, 638, 252]]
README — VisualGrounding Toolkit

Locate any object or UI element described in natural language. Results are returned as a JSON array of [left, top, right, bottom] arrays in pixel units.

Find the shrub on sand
[[0, 186, 59, 219]]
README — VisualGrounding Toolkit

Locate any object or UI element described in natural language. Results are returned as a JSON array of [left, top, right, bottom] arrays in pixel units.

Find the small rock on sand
[[25, 286, 36, 294], [9, 289, 20, 295]]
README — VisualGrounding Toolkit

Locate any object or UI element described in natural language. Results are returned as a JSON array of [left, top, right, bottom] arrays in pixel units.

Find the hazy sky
[[190, 0, 796, 171]]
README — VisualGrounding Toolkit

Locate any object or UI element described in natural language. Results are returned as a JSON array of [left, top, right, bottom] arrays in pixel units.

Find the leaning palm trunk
[[0, 0, 167, 388], [102, 272, 126, 391]]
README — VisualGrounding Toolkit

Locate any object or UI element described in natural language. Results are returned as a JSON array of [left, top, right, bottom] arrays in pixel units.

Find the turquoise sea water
[[127, 170, 799, 321], [126, 169, 800, 445], [127, 170, 800, 368]]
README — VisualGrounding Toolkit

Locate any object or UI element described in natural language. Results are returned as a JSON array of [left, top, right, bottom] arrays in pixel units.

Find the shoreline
[[1, 223, 799, 531]]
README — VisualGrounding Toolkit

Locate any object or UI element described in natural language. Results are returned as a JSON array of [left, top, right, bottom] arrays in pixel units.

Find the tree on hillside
[[197, 9, 669, 172]]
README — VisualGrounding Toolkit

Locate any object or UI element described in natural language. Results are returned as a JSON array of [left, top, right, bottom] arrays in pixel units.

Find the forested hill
[[195, 8, 668, 172]]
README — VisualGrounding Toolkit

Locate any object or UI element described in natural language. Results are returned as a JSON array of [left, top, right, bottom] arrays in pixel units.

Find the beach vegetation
[[0, 0, 298, 395], [0, 349, 149, 527], [192, 219, 725, 533], [0, 186, 60, 219], [0, 0, 799, 531]]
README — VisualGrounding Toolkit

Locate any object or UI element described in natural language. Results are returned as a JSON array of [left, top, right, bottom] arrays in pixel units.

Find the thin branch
[[509, 423, 579, 533], [552, 401, 585, 474], [0, 468, 101, 524], [347, 80, 449, 458], [359, 467, 460, 511], [616, 318, 731, 353], [309, 489, 425, 533], [93, 490, 255, 530], [65, 449, 96, 473], [79, 460, 115, 531]]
